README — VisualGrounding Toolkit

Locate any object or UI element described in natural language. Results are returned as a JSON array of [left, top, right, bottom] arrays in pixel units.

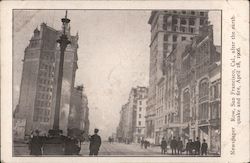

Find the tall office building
[[146, 10, 209, 144], [117, 86, 148, 143], [14, 19, 79, 137]]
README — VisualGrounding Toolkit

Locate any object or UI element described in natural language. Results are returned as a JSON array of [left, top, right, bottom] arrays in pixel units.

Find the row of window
[[39, 78, 54, 85], [35, 100, 51, 107], [210, 83, 221, 100], [170, 10, 205, 16], [163, 34, 190, 45], [156, 118, 164, 126], [33, 108, 51, 122], [34, 108, 51, 115], [40, 63, 55, 70], [41, 54, 55, 62], [38, 85, 53, 92], [156, 106, 163, 117], [33, 116, 50, 122], [165, 113, 176, 124], [37, 92, 52, 100], [182, 101, 220, 121], [40, 71, 55, 79]]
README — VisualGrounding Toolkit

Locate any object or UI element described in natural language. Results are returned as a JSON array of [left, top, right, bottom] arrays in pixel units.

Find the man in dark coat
[[190, 139, 195, 155], [201, 139, 208, 155], [29, 130, 43, 155], [160, 137, 167, 154], [140, 138, 144, 149], [194, 137, 201, 155], [177, 137, 183, 155], [185, 139, 190, 155], [89, 128, 102, 156], [170, 136, 177, 155], [186, 139, 193, 155]]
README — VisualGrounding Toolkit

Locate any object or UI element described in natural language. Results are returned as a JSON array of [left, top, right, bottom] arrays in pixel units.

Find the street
[[80, 141, 161, 156], [14, 141, 218, 156]]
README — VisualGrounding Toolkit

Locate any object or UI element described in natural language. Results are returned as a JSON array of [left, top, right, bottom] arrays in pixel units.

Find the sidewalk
[[131, 142, 219, 156]]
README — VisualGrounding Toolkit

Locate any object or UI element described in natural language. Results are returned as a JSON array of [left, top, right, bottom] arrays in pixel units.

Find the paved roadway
[[14, 141, 217, 156], [80, 141, 165, 156]]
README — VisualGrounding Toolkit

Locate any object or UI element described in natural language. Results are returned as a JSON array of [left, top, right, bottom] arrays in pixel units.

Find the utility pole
[[52, 10, 71, 134]]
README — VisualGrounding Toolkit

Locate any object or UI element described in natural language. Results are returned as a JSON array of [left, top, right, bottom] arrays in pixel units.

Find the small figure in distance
[[170, 136, 177, 155], [140, 138, 144, 149], [194, 137, 201, 155], [177, 137, 183, 155], [160, 137, 167, 155], [201, 139, 208, 156]]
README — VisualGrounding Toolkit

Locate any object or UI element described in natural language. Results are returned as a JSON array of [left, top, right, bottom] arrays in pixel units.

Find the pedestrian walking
[[160, 138, 167, 154], [194, 137, 201, 155], [140, 138, 144, 149], [29, 130, 43, 156], [177, 137, 183, 155], [89, 128, 102, 156], [144, 140, 149, 149], [186, 139, 193, 155], [108, 137, 112, 144], [185, 139, 190, 155], [170, 136, 177, 155], [190, 139, 195, 155], [201, 139, 208, 155]]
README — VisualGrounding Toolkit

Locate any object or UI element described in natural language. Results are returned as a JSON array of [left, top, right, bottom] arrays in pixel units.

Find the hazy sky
[[13, 10, 221, 139]]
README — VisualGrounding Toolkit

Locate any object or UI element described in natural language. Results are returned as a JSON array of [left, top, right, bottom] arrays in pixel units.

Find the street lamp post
[[42, 11, 71, 155], [51, 10, 71, 135]]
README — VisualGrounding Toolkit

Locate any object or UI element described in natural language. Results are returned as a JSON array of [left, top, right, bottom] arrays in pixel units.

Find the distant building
[[117, 86, 148, 143], [133, 87, 148, 143], [14, 18, 79, 137], [117, 103, 129, 142], [147, 10, 209, 145]]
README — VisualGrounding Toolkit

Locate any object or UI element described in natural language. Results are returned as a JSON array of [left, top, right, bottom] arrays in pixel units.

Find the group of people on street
[[108, 136, 114, 144], [185, 137, 208, 155], [160, 136, 208, 155], [29, 130, 82, 155], [140, 138, 150, 149], [29, 128, 102, 156]]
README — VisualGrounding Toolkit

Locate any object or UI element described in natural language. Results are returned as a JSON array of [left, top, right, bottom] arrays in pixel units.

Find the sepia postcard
[[0, 1, 249, 163]]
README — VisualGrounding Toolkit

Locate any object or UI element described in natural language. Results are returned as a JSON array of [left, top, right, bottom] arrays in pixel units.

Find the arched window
[[183, 89, 190, 122], [199, 78, 209, 99], [198, 78, 209, 120]]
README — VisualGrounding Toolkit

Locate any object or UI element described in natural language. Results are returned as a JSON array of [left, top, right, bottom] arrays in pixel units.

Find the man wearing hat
[[89, 128, 102, 156], [29, 129, 43, 155]]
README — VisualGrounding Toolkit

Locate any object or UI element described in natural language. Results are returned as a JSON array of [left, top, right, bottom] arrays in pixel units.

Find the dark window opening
[[189, 19, 195, 26], [181, 19, 187, 25], [173, 35, 177, 42], [172, 18, 178, 25]]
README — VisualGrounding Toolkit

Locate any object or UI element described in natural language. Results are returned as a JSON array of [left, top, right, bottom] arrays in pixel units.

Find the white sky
[[13, 10, 221, 140]]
